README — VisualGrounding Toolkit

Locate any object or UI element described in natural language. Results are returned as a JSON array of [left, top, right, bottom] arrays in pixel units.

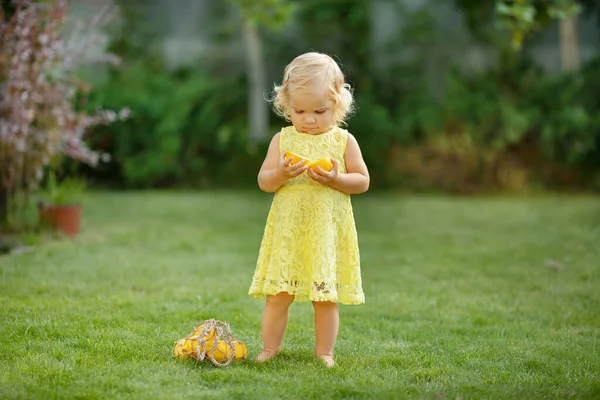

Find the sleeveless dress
[[248, 125, 365, 305]]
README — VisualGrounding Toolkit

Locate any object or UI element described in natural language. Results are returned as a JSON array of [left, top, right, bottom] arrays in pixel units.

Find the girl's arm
[[308, 133, 370, 194], [258, 133, 308, 193], [331, 133, 370, 194]]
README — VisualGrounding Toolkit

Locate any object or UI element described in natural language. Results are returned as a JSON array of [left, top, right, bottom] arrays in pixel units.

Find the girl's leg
[[312, 301, 339, 367], [256, 292, 295, 362]]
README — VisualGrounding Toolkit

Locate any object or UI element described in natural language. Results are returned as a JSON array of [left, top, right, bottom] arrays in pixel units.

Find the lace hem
[[248, 278, 365, 305]]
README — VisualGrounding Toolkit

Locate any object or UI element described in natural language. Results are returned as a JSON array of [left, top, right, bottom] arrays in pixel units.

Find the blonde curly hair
[[271, 52, 354, 126]]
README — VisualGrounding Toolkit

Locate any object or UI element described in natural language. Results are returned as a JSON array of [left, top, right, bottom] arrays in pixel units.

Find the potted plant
[[37, 170, 87, 237]]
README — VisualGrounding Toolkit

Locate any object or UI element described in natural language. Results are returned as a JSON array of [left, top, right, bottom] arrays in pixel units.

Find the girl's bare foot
[[318, 355, 335, 368], [255, 350, 278, 362]]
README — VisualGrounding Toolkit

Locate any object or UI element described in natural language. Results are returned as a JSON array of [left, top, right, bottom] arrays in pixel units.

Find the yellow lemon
[[285, 151, 309, 166], [193, 326, 216, 347], [188, 338, 204, 358], [205, 340, 233, 362], [192, 323, 209, 337], [231, 340, 248, 360], [192, 322, 205, 336], [309, 158, 333, 173], [173, 338, 191, 359]]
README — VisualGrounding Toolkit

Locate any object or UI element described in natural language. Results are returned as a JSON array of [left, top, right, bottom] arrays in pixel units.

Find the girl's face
[[289, 86, 335, 135]]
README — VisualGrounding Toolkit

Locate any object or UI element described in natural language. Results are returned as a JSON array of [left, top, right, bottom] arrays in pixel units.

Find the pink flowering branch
[[0, 0, 130, 215]]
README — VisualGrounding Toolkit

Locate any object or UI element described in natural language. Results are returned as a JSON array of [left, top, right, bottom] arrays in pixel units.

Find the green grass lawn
[[1, 191, 599, 399]]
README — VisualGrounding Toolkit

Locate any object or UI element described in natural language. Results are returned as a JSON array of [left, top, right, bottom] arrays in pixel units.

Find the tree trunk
[[559, 14, 580, 71], [0, 187, 8, 229], [243, 20, 268, 143]]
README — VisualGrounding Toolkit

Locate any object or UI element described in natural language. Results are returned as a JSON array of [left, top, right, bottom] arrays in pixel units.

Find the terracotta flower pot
[[38, 202, 82, 237]]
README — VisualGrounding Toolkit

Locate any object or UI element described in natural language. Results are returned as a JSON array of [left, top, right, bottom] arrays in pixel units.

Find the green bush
[[532, 55, 600, 171], [78, 0, 600, 192], [84, 59, 250, 188], [441, 52, 600, 190]]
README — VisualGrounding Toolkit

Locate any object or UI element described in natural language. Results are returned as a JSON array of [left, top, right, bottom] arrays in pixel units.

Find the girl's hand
[[308, 158, 339, 186], [275, 151, 308, 180]]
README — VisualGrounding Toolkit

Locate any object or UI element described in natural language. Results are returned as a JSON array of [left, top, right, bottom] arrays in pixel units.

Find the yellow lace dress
[[248, 125, 365, 305]]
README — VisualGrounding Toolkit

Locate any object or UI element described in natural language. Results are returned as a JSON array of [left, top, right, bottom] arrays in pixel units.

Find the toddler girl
[[248, 52, 369, 367]]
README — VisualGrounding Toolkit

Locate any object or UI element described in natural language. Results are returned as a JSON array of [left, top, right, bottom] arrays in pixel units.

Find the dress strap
[[278, 126, 293, 153], [279, 131, 282, 152], [339, 128, 349, 154]]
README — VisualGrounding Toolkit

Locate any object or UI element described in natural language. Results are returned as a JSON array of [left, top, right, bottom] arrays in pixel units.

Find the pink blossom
[[1, 0, 130, 194]]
